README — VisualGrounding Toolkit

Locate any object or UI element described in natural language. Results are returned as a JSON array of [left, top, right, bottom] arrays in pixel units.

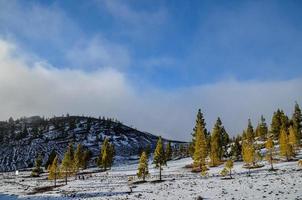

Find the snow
[[0, 155, 302, 200]]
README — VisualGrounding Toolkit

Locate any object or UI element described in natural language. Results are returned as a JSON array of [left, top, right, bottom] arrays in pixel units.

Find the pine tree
[[48, 155, 59, 186], [279, 126, 291, 161], [288, 125, 298, 155], [242, 141, 255, 176], [193, 112, 207, 171], [82, 149, 92, 169], [265, 136, 275, 170], [137, 151, 149, 181], [225, 159, 234, 178], [60, 143, 74, 185], [74, 144, 84, 174], [292, 102, 302, 144], [145, 144, 151, 158], [246, 119, 255, 144], [45, 149, 57, 169], [108, 143, 115, 169], [190, 109, 207, 157], [153, 137, 166, 181], [230, 136, 242, 161], [256, 115, 268, 140], [165, 142, 172, 161], [210, 119, 221, 166], [270, 109, 282, 140], [31, 154, 43, 177]]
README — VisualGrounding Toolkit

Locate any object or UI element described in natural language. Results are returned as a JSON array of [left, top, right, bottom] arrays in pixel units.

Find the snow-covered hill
[[0, 116, 186, 172]]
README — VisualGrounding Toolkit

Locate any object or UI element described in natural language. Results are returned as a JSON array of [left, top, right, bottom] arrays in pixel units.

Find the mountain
[[0, 115, 186, 172]]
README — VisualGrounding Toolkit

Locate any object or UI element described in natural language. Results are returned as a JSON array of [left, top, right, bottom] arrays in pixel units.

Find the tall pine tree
[[48, 155, 59, 186], [153, 137, 166, 181], [292, 102, 302, 145], [60, 143, 74, 185], [137, 151, 149, 181], [193, 111, 207, 171], [210, 118, 221, 166], [256, 115, 268, 140], [165, 141, 172, 161]]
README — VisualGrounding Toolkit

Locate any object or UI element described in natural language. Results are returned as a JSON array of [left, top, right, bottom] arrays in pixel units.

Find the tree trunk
[[229, 169, 232, 179], [159, 163, 162, 181], [54, 171, 57, 187], [65, 172, 68, 185]]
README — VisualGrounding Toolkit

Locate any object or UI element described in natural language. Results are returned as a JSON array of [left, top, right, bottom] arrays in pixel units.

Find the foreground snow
[[0, 158, 302, 200]]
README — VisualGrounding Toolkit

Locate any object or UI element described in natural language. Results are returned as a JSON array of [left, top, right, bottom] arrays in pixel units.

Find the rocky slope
[[0, 116, 186, 172]]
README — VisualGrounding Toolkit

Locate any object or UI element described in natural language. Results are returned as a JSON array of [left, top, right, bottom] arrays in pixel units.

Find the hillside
[[0, 116, 186, 172]]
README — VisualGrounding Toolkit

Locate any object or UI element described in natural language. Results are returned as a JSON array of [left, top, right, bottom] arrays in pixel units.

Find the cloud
[[66, 36, 131, 69], [1, 39, 302, 141]]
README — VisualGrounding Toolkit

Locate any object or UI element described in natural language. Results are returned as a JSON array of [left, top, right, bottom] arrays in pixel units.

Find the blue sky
[[0, 0, 302, 140]]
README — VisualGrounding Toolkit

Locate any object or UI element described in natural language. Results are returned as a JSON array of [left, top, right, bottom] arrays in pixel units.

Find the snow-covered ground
[[0, 157, 302, 200]]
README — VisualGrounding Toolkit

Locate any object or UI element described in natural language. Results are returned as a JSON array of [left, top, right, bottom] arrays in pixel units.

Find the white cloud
[[66, 36, 131, 69], [0, 39, 301, 141]]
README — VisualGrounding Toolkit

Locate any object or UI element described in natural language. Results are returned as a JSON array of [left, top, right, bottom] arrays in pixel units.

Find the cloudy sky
[[0, 0, 301, 141]]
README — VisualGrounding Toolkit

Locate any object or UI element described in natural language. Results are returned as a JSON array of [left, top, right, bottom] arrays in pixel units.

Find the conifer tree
[[190, 109, 207, 157], [230, 136, 242, 161], [48, 155, 59, 186], [165, 141, 172, 161], [279, 126, 291, 161], [45, 149, 57, 169], [270, 109, 282, 140], [137, 151, 149, 181], [246, 119, 255, 144], [74, 144, 84, 174], [288, 125, 298, 154], [98, 138, 109, 170], [225, 159, 234, 178], [60, 143, 74, 185], [265, 136, 275, 170], [256, 115, 268, 140], [242, 141, 255, 176], [153, 137, 166, 181], [210, 119, 221, 166], [108, 143, 115, 169], [145, 144, 151, 158], [193, 113, 207, 171], [82, 149, 92, 169], [31, 154, 43, 177], [292, 102, 302, 144]]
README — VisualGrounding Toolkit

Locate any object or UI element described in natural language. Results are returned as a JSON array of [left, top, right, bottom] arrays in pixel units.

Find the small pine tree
[[288, 125, 298, 155], [265, 136, 275, 170], [74, 144, 84, 175], [292, 102, 302, 145], [60, 143, 74, 185], [279, 127, 291, 161], [256, 115, 268, 140], [230, 136, 242, 161], [225, 159, 234, 178], [153, 137, 166, 181], [246, 119, 255, 144], [31, 154, 43, 177], [48, 156, 59, 186], [165, 142, 172, 161], [137, 151, 149, 181], [242, 141, 255, 176]]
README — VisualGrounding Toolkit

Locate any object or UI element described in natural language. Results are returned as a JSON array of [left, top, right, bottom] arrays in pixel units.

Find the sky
[[0, 0, 301, 141]]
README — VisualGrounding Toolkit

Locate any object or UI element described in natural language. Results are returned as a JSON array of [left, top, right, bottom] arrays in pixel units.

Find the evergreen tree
[[153, 137, 166, 181], [108, 143, 115, 169], [60, 143, 74, 185], [137, 151, 149, 181], [31, 154, 43, 177], [242, 141, 255, 176], [279, 126, 292, 161], [225, 159, 234, 178], [288, 125, 298, 154], [246, 119, 255, 144], [190, 109, 207, 157], [74, 144, 84, 174], [82, 149, 92, 169], [210, 119, 221, 166], [165, 142, 172, 161], [97, 138, 115, 171], [292, 102, 301, 145], [270, 109, 282, 140], [230, 136, 242, 161], [265, 136, 275, 170], [48, 156, 59, 186], [220, 127, 230, 158], [256, 115, 268, 140], [45, 149, 57, 169], [193, 113, 207, 171], [145, 144, 151, 158]]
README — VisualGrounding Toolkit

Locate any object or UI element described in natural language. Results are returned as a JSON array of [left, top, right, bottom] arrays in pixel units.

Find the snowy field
[[0, 157, 302, 200]]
